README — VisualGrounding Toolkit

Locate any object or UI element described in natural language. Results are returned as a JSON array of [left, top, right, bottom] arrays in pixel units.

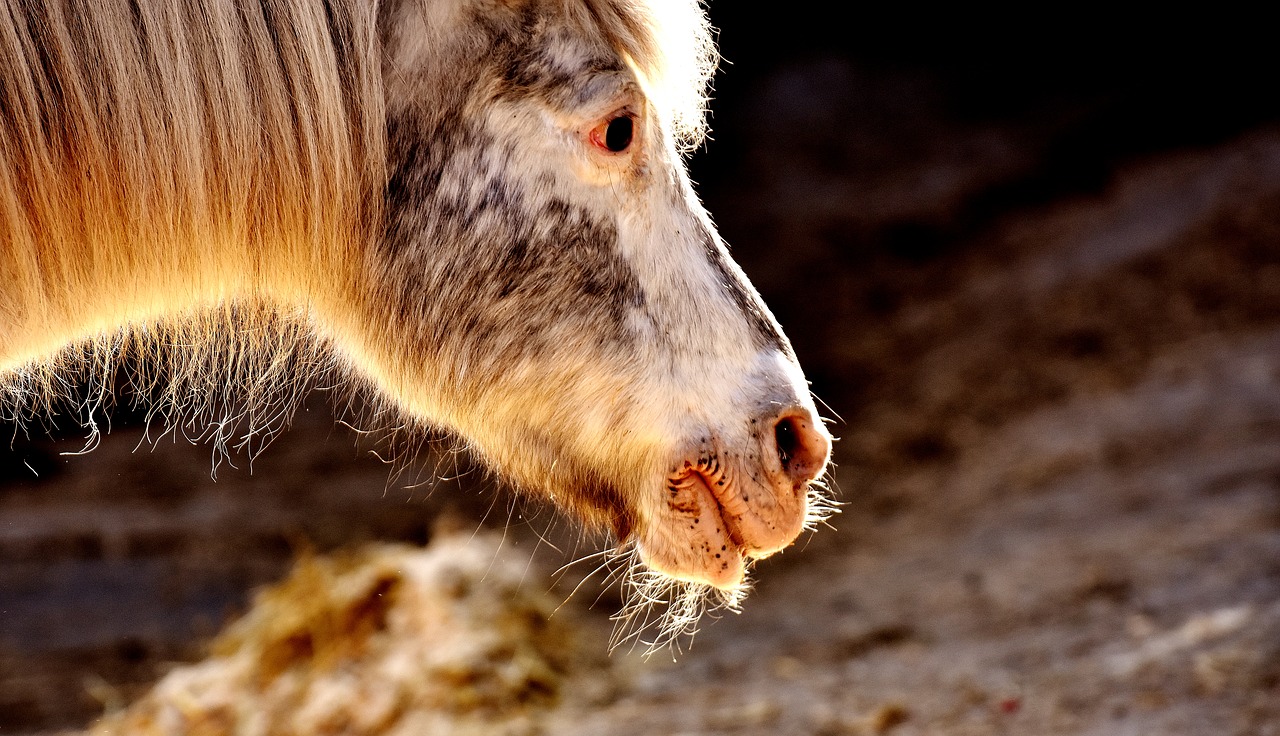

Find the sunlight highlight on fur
[[580, 0, 718, 153], [0, 304, 335, 474], [802, 473, 841, 532], [608, 543, 747, 658]]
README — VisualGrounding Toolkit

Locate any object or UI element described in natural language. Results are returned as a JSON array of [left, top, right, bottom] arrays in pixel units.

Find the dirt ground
[[4, 17, 1280, 736]]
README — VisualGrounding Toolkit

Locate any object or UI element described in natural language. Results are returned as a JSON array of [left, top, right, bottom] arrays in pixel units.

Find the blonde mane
[[0, 0, 382, 455]]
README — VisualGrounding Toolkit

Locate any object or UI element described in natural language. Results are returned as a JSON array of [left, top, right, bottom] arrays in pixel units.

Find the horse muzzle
[[640, 404, 831, 590]]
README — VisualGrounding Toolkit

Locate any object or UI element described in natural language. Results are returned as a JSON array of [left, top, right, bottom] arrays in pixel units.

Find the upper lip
[[670, 463, 744, 548]]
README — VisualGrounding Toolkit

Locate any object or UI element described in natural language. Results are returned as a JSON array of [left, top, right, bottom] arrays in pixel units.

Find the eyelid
[[577, 76, 640, 118], [600, 104, 638, 122]]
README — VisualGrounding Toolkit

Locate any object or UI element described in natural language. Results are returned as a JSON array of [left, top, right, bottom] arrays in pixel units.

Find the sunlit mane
[[0, 1, 375, 450], [0, 0, 713, 388]]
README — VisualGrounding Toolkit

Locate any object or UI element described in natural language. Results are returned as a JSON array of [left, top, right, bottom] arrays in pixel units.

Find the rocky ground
[[4, 17, 1280, 736]]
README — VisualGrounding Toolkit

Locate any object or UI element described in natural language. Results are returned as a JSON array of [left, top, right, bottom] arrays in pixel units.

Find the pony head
[[342, 0, 833, 602]]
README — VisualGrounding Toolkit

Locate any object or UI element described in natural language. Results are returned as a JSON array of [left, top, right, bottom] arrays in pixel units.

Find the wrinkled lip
[[639, 444, 810, 591], [669, 463, 744, 547], [654, 464, 746, 589], [635, 404, 830, 590], [674, 462, 804, 558]]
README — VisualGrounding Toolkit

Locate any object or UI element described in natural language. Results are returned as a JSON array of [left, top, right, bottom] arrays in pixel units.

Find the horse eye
[[591, 115, 634, 153], [605, 116, 633, 151]]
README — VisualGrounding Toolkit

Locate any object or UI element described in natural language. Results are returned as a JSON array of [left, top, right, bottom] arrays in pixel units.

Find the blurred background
[[4, 8, 1280, 735]]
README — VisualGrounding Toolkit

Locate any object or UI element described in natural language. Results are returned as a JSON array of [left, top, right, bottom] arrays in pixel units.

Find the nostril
[[768, 411, 830, 487], [775, 416, 800, 467]]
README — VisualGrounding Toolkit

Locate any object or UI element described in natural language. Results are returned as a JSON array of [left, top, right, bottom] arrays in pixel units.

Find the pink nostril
[[769, 411, 830, 488]]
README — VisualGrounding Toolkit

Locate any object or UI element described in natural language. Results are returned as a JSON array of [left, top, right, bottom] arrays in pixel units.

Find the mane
[[0, 0, 384, 358], [0, 0, 385, 442]]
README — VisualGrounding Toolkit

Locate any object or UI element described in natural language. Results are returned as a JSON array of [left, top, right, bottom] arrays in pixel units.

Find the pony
[[0, 0, 832, 641]]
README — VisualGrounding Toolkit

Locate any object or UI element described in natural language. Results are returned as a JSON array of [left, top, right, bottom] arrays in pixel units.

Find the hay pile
[[89, 533, 579, 735]]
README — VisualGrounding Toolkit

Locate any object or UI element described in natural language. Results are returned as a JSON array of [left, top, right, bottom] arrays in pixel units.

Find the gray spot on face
[[379, 101, 645, 368], [490, 7, 626, 111], [373, 5, 655, 374]]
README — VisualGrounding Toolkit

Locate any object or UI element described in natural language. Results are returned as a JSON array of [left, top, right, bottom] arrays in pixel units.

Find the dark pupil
[[604, 116, 633, 152]]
